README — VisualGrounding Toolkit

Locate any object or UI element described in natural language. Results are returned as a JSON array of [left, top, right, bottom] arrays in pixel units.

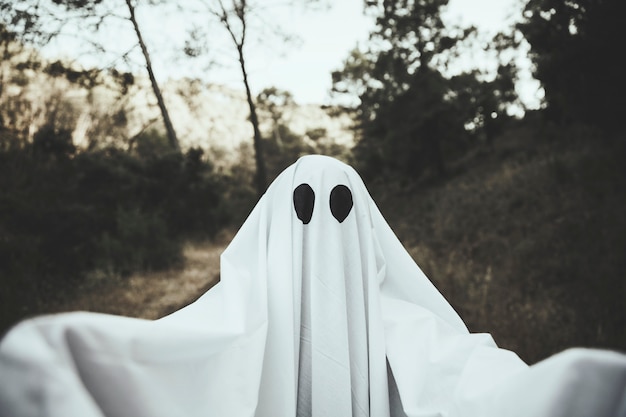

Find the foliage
[[0, 140, 226, 332], [0, 29, 138, 152], [254, 87, 354, 182], [32, 123, 76, 157], [0, 0, 180, 150], [333, 0, 519, 181], [204, 0, 270, 195], [518, 0, 626, 132]]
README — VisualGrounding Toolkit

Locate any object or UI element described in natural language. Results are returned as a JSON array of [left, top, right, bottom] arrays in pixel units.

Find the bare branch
[[124, 0, 180, 151]]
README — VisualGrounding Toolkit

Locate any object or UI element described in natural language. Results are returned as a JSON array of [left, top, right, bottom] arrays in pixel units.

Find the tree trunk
[[237, 46, 267, 196], [125, 0, 180, 152]]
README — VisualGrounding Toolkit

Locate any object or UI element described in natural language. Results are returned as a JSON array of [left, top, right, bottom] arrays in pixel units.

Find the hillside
[[370, 122, 626, 363], [50, 230, 235, 321]]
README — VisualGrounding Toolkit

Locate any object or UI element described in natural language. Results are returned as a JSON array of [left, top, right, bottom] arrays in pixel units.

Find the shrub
[[0, 144, 225, 333]]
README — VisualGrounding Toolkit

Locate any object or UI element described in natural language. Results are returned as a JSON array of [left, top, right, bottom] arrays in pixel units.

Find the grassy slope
[[370, 122, 626, 364], [0, 232, 232, 338]]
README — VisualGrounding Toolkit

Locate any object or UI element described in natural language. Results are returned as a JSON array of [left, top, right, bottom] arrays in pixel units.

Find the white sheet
[[1, 155, 625, 417]]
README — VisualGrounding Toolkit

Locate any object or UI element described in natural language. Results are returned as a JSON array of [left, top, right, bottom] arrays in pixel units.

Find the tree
[[0, 0, 181, 151], [256, 87, 316, 180], [257, 86, 295, 148], [333, 0, 467, 178], [518, 0, 626, 132], [187, 0, 320, 195], [208, 0, 268, 196], [0, 24, 37, 147], [333, 0, 519, 179], [124, 0, 179, 152]]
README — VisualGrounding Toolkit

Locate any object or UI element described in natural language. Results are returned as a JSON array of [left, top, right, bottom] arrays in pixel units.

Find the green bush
[[94, 207, 182, 276], [0, 142, 226, 332]]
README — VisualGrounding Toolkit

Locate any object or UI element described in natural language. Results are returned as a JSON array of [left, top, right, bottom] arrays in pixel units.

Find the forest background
[[0, 0, 624, 365]]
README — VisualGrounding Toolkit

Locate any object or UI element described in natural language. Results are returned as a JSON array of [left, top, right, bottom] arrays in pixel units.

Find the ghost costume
[[1, 155, 625, 417]]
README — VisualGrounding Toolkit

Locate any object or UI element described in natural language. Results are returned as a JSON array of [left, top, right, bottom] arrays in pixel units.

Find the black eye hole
[[293, 183, 315, 224], [330, 185, 353, 223]]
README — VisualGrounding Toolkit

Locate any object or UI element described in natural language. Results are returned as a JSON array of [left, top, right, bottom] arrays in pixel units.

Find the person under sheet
[[1, 155, 625, 417]]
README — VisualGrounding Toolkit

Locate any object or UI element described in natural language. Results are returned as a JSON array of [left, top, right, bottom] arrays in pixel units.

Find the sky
[[228, 0, 540, 108], [41, 0, 540, 109]]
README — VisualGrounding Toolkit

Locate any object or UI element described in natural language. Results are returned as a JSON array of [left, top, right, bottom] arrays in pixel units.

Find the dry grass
[[370, 124, 626, 363], [53, 229, 235, 320]]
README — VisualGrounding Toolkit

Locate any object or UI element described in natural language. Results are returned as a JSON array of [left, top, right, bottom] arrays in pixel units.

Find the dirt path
[[58, 229, 235, 320]]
